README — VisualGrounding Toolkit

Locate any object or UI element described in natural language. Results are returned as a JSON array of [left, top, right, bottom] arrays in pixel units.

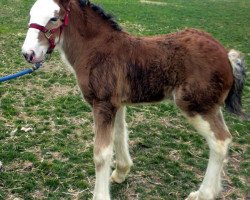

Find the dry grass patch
[[140, 0, 167, 6], [140, 0, 183, 7], [121, 21, 147, 35], [31, 190, 45, 200], [4, 160, 33, 173], [48, 84, 80, 98]]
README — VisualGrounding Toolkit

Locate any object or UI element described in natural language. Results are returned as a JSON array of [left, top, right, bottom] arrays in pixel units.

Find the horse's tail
[[225, 49, 249, 120]]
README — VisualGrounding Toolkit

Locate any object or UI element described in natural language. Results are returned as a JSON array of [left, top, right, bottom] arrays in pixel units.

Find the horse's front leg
[[92, 101, 117, 200]]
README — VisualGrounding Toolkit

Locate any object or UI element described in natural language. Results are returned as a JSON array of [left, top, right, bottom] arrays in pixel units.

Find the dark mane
[[79, 0, 122, 31]]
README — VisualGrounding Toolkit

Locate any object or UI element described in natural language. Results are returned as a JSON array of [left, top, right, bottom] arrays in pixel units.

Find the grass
[[0, 0, 249, 199]]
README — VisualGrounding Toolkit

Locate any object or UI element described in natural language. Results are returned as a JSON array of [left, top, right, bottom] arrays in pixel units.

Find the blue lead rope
[[0, 63, 42, 83]]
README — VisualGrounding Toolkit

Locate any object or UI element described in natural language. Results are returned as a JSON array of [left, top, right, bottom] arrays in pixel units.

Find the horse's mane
[[79, 0, 122, 31]]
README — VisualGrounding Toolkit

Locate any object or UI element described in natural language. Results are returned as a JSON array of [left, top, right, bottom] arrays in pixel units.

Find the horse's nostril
[[29, 54, 34, 62], [23, 51, 35, 62]]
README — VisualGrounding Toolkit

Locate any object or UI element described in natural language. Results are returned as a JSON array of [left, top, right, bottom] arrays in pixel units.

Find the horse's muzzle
[[23, 50, 35, 63]]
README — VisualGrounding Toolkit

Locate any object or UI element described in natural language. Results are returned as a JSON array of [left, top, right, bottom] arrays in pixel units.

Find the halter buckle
[[45, 30, 52, 39]]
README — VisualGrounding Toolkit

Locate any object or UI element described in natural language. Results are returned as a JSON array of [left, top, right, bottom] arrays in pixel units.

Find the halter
[[29, 5, 70, 54]]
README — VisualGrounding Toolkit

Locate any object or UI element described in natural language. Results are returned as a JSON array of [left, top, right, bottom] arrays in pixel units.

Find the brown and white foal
[[22, 0, 247, 199]]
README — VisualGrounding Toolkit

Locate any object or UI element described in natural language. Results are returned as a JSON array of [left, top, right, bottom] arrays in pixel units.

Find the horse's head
[[22, 0, 71, 63]]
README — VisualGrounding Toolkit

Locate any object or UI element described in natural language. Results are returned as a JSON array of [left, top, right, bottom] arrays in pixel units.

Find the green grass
[[0, 0, 249, 199]]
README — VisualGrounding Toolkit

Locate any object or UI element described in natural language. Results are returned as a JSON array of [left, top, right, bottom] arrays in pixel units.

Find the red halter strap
[[29, 6, 70, 54]]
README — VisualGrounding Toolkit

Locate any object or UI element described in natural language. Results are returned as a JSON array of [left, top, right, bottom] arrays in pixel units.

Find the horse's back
[[123, 29, 234, 111]]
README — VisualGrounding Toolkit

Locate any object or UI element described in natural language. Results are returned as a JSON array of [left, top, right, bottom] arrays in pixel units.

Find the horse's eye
[[50, 17, 59, 22]]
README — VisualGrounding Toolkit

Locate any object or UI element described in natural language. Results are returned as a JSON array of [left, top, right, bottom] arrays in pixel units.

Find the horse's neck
[[60, 6, 118, 70]]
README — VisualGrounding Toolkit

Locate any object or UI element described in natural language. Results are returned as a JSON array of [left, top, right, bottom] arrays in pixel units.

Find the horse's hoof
[[93, 194, 110, 200], [185, 190, 216, 200], [185, 191, 199, 200], [110, 170, 126, 183]]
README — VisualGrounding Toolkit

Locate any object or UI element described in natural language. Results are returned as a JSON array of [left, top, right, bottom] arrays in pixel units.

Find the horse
[[21, 0, 247, 199]]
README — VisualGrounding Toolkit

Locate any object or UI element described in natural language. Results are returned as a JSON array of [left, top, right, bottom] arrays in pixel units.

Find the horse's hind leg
[[184, 109, 232, 200], [111, 106, 133, 183]]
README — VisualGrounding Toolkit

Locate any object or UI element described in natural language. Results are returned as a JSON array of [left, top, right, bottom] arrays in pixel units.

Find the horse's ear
[[79, 0, 90, 7]]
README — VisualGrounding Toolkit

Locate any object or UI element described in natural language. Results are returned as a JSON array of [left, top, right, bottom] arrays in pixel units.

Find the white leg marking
[[186, 115, 231, 200], [94, 146, 113, 200], [218, 109, 229, 132], [111, 107, 133, 183]]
